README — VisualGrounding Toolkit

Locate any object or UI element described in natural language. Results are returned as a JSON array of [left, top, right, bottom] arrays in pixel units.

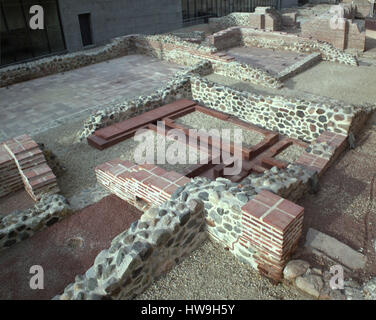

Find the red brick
[[256, 190, 282, 207], [143, 176, 170, 190], [242, 200, 269, 218], [262, 209, 295, 232], [277, 199, 304, 218]]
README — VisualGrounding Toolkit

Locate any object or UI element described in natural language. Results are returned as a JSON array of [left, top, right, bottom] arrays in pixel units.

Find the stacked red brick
[[295, 131, 347, 177], [95, 159, 190, 208], [2, 135, 59, 201], [240, 190, 304, 280], [0, 145, 23, 198]]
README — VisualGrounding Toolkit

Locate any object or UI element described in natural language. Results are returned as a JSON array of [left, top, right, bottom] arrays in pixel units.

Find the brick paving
[[0, 55, 184, 142], [226, 46, 308, 75]]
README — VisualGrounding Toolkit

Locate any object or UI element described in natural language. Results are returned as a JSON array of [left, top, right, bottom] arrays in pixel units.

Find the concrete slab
[[305, 228, 367, 270]]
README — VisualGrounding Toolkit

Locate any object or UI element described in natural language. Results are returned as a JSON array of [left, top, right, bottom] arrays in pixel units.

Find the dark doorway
[[78, 13, 92, 47]]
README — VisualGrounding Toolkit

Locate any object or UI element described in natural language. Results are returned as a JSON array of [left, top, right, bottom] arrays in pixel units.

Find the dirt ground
[[296, 111, 376, 282]]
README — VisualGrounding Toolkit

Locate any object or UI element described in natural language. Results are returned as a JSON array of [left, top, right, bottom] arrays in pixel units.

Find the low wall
[[239, 28, 358, 66], [56, 197, 208, 300], [135, 34, 282, 88], [190, 76, 364, 142], [0, 194, 71, 252], [0, 36, 135, 88], [208, 8, 283, 33], [56, 161, 314, 299]]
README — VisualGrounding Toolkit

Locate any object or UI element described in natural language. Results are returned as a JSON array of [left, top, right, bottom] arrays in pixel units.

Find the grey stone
[[283, 260, 310, 281], [295, 274, 324, 298], [305, 228, 367, 270]]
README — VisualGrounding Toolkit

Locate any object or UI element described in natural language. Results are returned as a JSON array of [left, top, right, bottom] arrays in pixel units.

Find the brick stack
[[0, 144, 23, 198], [295, 131, 347, 177], [2, 135, 59, 201], [95, 159, 190, 209], [240, 190, 304, 281]]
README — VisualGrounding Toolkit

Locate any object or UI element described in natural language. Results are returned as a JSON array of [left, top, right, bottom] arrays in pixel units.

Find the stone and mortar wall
[[190, 76, 363, 142], [0, 36, 135, 88], [56, 123, 357, 299], [208, 8, 283, 33], [56, 197, 207, 300], [78, 64, 199, 141], [238, 28, 358, 66], [0, 194, 71, 253], [56, 161, 314, 300], [135, 34, 282, 88]]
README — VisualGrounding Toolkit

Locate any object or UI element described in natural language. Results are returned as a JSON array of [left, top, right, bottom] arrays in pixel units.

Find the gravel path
[[136, 239, 310, 300]]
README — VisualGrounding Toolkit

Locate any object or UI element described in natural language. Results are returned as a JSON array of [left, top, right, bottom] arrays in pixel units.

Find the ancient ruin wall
[[56, 162, 314, 300], [237, 28, 358, 66], [0, 194, 71, 252], [190, 76, 359, 142], [0, 36, 135, 88]]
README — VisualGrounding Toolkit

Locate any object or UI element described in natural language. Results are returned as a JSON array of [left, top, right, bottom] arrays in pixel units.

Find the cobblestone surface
[[0, 55, 183, 142]]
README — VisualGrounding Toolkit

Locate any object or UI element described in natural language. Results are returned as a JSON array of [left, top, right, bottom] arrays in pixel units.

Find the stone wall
[[208, 7, 283, 33], [0, 36, 135, 88], [56, 160, 314, 299], [78, 65, 196, 140], [135, 34, 281, 88], [56, 197, 207, 300], [239, 28, 358, 65], [0, 194, 71, 253], [190, 76, 361, 142]]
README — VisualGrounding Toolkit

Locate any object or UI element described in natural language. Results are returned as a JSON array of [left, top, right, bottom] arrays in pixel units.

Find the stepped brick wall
[[241, 190, 304, 280], [0, 135, 59, 201]]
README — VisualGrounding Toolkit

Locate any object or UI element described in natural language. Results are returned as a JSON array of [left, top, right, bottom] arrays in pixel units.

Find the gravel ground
[[175, 111, 265, 148], [32, 121, 205, 199], [136, 239, 310, 300], [275, 144, 305, 163]]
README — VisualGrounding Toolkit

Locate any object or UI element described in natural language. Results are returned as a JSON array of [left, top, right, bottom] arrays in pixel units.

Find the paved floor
[[0, 194, 142, 300], [0, 54, 183, 142], [226, 47, 308, 75]]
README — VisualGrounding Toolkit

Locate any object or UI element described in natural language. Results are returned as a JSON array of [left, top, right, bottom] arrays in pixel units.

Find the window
[[0, 0, 66, 66]]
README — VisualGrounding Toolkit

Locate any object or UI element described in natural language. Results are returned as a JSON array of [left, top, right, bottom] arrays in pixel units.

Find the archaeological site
[[0, 0, 375, 302]]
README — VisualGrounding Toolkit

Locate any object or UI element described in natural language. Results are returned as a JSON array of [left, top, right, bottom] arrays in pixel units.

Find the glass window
[[0, 0, 66, 67]]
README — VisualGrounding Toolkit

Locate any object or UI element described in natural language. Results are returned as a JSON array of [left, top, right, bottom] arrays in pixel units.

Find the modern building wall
[[58, 0, 183, 52]]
